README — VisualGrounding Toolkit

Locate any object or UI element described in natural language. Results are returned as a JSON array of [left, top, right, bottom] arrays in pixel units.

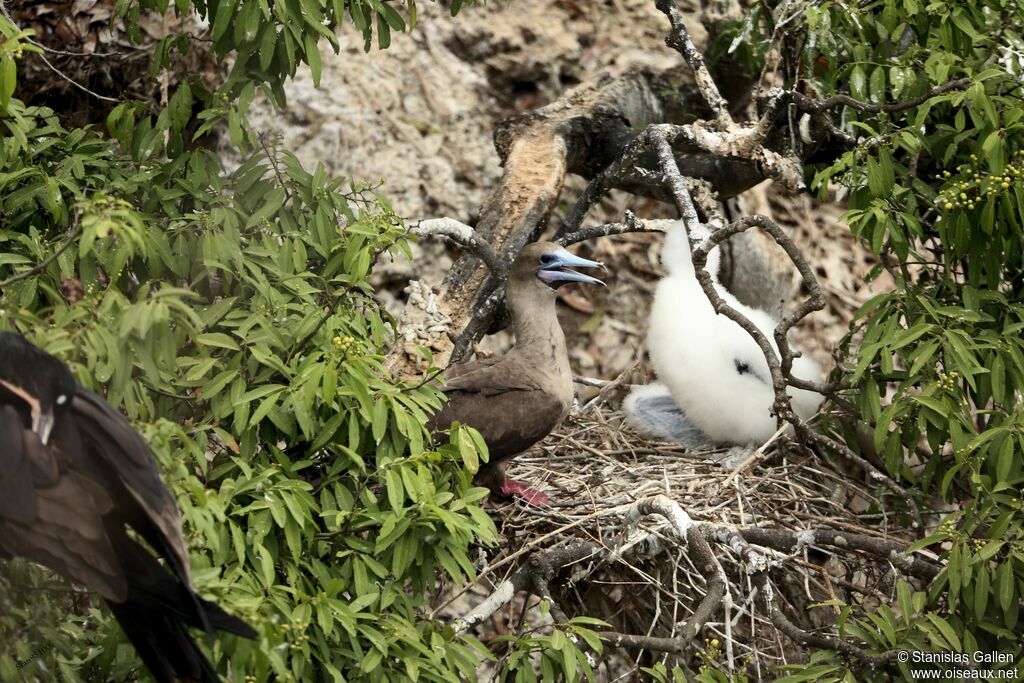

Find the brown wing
[[70, 388, 192, 583], [429, 358, 567, 463], [0, 392, 182, 603], [0, 403, 126, 601], [443, 355, 501, 380]]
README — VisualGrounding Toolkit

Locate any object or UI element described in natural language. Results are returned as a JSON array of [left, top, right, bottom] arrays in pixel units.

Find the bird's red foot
[[498, 479, 551, 506]]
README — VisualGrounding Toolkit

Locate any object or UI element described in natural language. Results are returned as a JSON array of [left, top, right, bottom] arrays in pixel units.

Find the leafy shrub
[[789, 0, 1024, 677], [0, 4, 512, 681]]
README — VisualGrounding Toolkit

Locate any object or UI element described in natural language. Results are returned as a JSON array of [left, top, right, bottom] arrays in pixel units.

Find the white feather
[[633, 222, 823, 446]]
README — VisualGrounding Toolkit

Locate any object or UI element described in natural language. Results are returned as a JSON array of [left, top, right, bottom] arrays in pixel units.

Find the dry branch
[[452, 492, 934, 666], [655, 0, 734, 128], [412, 218, 507, 278], [752, 570, 898, 667], [0, 221, 81, 290]]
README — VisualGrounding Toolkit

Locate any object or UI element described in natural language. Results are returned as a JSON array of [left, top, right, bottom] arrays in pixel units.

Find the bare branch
[[803, 430, 923, 530], [451, 541, 603, 635], [793, 78, 971, 115], [557, 211, 656, 247], [753, 79, 972, 149], [732, 527, 939, 580], [0, 223, 81, 290], [655, 0, 734, 128], [753, 571, 897, 667], [412, 218, 508, 278]]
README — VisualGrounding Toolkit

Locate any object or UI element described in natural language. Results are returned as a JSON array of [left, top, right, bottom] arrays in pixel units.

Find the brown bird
[[0, 332, 255, 683], [428, 242, 605, 505]]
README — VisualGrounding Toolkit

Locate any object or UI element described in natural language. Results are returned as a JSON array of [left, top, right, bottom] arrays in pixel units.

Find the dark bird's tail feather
[[108, 600, 220, 683], [107, 531, 256, 682]]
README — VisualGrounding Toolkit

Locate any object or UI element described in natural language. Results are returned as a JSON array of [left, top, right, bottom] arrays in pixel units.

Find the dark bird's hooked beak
[[34, 407, 56, 445], [537, 248, 606, 287]]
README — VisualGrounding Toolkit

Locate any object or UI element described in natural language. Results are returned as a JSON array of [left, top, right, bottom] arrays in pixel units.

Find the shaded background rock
[[240, 0, 883, 392]]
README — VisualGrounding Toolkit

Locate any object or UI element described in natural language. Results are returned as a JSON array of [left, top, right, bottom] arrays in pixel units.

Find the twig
[[258, 134, 292, 202], [704, 526, 939, 580], [654, 0, 734, 128], [805, 430, 922, 530], [758, 79, 973, 149], [413, 218, 508, 279], [753, 570, 897, 667], [719, 423, 788, 490], [599, 630, 691, 655], [792, 78, 971, 115], [677, 525, 727, 641], [0, 225, 81, 290], [27, 51, 119, 104], [558, 211, 657, 247], [451, 541, 602, 634], [0, 0, 122, 57]]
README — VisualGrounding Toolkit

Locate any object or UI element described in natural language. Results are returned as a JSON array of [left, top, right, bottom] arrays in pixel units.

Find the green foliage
[[0, 7, 512, 682], [641, 637, 750, 683], [750, 0, 1024, 675], [493, 612, 608, 683], [132, 0, 450, 101]]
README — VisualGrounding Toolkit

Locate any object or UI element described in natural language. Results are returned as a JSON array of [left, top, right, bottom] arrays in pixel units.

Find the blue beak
[[537, 248, 606, 287]]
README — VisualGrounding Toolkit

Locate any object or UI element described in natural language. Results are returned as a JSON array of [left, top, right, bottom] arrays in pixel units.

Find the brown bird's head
[[0, 332, 76, 445], [510, 242, 606, 293]]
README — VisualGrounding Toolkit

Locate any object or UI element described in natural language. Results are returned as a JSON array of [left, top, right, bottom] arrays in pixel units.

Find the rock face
[[244, 0, 681, 224]]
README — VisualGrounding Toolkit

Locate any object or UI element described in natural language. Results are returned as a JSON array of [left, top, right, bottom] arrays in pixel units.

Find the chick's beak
[[537, 247, 607, 287]]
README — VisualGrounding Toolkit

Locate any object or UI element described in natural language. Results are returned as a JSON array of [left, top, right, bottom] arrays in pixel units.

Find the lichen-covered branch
[[413, 218, 507, 278], [733, 527, 939, 580], [557, 211, 655, 247], [452, 497, 934, 663]]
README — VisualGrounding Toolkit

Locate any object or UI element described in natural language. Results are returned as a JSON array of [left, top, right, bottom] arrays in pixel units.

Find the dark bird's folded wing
[[0, 405, 37, 524], [0, 405, 127, 600], [70, 388, 193, 585]]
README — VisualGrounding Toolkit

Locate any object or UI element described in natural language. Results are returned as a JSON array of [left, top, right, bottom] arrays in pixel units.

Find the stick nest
[[446, 402, 924, 679]]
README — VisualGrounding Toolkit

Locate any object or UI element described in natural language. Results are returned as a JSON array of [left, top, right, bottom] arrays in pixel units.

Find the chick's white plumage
[[631, 223, 822, 445]]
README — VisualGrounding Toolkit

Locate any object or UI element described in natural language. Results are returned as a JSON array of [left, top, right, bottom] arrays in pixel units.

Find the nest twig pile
[[440, 403, 937, 679]]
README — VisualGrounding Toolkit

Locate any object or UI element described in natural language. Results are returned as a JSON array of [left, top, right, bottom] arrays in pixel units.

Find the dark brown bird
[[0, 332, 256, 683], [428, 242, 605, 505]]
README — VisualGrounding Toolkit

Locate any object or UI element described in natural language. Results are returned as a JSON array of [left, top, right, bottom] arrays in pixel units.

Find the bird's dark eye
[[539, 253, 557, 266]]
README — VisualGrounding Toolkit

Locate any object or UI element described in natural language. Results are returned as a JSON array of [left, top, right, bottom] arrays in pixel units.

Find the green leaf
[[926, 614, 961, 651], [868, 65, 886, 104], [196, 332, 240, 350], [385, 468, 404, 511], [997, 561, 1015, 613], [0, 54, 16, 111], [304, 34, 322, 87]]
